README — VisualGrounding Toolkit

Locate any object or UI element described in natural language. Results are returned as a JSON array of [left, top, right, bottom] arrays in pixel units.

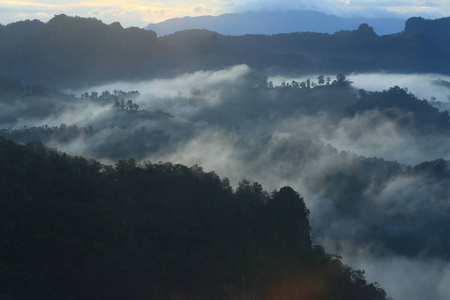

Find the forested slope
[[0, 137, 389, 300], [0, 15, 165, 87]]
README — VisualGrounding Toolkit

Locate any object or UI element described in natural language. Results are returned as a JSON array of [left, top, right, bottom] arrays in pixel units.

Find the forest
[[1, 14, 450, 300], [0, 137, 389, 299]]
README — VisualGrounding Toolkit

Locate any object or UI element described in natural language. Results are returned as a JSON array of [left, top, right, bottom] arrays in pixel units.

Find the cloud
[[268, 72, 450, 164], [0, 1, 221, 26], [319, 238, 450, 300], [79, 65, 251, 119], [36, 11, 53, 18], [228, 0, 450, 18], [270, 72, 450, 103], [348, 72, 450, 102], [321, 110, 450, 164], [3, 0, 450, 27]]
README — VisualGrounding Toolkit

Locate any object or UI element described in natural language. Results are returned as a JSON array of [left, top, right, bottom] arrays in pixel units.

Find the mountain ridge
[[2, 14, 450, 88], [145, 10, 406, 36]]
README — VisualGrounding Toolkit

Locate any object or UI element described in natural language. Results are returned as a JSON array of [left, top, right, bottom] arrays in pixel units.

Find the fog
[[139, 124, 450, 300], [270, 72, 450, 102], [268, 72, 450, 164], [350, 73, 450, 102], [71, 65, 251, 119], [2, 65, 450, 300], [319, 239, 450, 300]]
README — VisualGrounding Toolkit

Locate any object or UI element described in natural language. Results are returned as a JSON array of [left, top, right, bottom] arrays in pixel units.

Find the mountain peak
[[357, 23, 377, 37]]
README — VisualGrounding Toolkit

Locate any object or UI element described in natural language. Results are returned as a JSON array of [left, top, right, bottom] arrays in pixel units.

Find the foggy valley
[[1, 11, 450, 300]]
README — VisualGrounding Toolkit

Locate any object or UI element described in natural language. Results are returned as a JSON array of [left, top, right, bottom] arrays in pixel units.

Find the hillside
[[160, 23, 450, 75], [404, 16, 450, 51], [0, 137, 389, 300], [0, 14, 165, 88]]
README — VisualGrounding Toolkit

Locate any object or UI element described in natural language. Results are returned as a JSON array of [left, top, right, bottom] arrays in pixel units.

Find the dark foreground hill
[[0, 137, 389, 300]]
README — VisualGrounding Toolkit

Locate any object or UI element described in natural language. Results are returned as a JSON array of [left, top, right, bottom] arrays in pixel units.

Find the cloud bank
[[229, 0, 450, 18]]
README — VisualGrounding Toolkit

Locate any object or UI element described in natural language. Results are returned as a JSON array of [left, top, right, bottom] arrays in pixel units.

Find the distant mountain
[[2, 15, 450, 88], [145, 10, 406, 36]]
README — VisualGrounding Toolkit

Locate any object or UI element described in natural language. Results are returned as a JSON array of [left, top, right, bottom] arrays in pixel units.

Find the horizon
[[1, 1, 449, 28]]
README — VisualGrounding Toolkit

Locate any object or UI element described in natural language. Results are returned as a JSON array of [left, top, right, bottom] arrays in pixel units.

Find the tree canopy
[[0, 137, 389, 300]]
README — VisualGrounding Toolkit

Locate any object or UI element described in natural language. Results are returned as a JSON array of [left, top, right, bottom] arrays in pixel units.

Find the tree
[[268, 186, 311, 248], [306, 78, 311, 89], [126, 99, 133, 110], [317, 75, 325, 85], [333, 73, 353, 87], [336, 73, 346, 84], [100, 90, 111, 99], [89, 91, 98, 99]]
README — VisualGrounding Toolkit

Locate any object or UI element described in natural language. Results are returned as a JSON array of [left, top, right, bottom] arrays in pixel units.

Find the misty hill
[[0, 14, 165, 88], [0, 136, 390, 300], [145, 10, 405, 36], [2, 72, 450, 263], [404, 16, 450, 51], [3, 73, 450, 153], [348, 85, 450, 135]]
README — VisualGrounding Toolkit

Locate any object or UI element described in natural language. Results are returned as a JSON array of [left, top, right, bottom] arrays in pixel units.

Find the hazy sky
[[1, 0, 449, 27]]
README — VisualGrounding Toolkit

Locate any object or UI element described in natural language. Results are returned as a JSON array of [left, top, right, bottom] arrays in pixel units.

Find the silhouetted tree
[[317, 75, 325, 85], [333, 73, 353, 87]]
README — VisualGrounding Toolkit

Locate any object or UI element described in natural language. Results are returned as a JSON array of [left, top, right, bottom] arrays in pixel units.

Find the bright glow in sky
[[1, 0, 450, 27]]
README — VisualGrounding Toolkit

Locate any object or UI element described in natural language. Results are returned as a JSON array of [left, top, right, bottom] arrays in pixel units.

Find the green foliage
[[0, 137, 389, 300]]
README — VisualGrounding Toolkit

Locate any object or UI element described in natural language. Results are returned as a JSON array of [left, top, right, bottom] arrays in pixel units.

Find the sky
[[1, 0, 450, 28]]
